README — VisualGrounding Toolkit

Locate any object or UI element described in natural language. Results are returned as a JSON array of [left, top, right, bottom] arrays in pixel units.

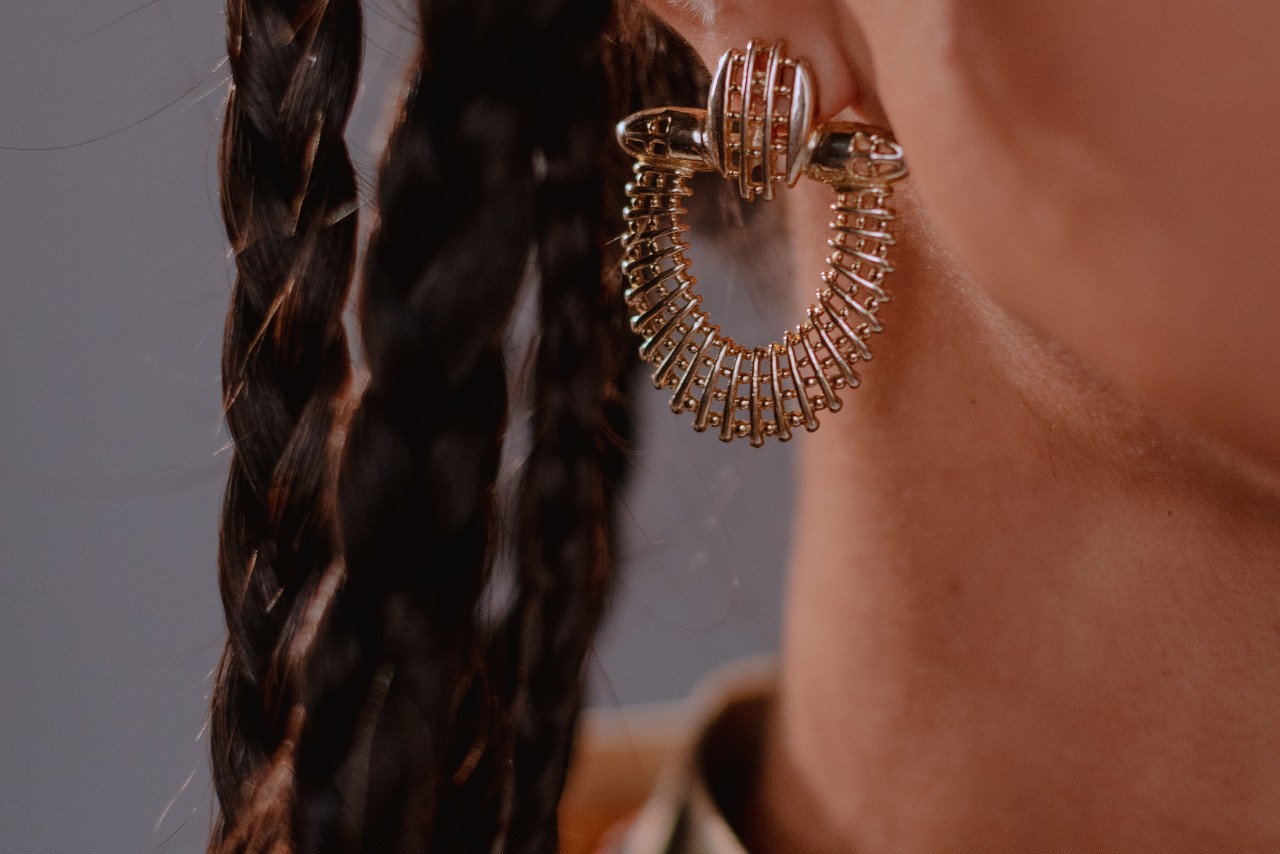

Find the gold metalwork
[[616, 41, 908, 445]]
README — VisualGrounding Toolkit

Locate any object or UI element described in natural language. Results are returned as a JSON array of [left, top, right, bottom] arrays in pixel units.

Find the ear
[[640, 0, 883, 123]]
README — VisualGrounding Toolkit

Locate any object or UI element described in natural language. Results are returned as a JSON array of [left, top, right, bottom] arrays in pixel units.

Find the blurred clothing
[[561, 659, 773, 854]]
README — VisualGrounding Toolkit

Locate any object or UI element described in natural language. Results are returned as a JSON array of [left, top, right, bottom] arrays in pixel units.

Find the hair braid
[[501, 9, 710, 851], [499, 1, 619, 849], [289, 1, 548, 850], [211, 0, 363, 849], [210, 2, 707, 850]]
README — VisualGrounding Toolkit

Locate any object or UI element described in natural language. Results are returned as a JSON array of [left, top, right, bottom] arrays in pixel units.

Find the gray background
[[0, 2, 790, 851]]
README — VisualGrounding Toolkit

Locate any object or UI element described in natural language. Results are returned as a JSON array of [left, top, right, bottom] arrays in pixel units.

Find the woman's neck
[[744, 183, 1280, 853]]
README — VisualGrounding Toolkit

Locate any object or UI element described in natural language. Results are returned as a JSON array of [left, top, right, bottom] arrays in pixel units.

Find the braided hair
[[211, 0, 363, 849], [209, 0, 704, 850]]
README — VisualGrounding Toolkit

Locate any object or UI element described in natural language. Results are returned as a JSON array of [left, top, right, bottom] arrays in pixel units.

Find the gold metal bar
[[749, 348, 766, 447], [769, 344, 793, 442], [671, 322, 716, 414], [694, 344, 728, 432], [633, 278, 691, 329], [640, 297, 698, 361], [832, 223, 895, 244], [626, 181, 693, 198], [801, 313, 841, 412], [827, 240, 895, 273], [828, 258, 888, 301], [655, 313, 705, 390], [812, 304, 862, 387], [828, 283, 882, 334], [626, 222, 684, 244], [721, 349, 745, 442], [833, 203, 894, 220], [625, 260, 689, 302], [621, 240, 684, 275], [785, 333, 819, 432], [762, 45, 782, 201], [819, 294, 871, 370], [739, 43, 760, 200]]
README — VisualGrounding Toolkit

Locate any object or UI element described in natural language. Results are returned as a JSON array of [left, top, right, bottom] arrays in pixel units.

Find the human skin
[[642, 1, 1280, 851]]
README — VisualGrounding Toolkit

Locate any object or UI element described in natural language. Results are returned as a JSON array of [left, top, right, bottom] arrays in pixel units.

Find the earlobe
[[639, 0, 870, 122]]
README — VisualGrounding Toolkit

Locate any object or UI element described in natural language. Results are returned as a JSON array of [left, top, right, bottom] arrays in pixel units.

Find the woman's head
[[209, 1, 1280, 851]]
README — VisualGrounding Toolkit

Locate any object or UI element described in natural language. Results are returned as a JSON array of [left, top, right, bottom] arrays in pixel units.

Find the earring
[[616, 40, 908, 446]]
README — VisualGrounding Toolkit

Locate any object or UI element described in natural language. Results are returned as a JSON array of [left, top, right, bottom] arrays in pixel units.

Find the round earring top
[[706, 40, 816, 201]]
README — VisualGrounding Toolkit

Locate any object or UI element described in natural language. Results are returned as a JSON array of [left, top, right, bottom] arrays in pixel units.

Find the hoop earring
[[616, 40, 908, 446]]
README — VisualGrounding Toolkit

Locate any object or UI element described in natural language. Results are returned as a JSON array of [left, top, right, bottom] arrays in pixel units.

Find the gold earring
[[616, 40, 908, 446]]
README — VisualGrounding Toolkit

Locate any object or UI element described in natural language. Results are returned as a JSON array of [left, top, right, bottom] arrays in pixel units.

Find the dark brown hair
[[211, 0, 363, 847], [210, 0, 704, 851]]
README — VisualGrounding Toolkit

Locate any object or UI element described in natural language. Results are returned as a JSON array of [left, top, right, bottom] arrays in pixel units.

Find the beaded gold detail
[[616, 41, 908, 445]]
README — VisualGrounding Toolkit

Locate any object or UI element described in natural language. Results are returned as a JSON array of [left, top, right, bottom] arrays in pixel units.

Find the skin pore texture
[[645, 0, 1280, 852]]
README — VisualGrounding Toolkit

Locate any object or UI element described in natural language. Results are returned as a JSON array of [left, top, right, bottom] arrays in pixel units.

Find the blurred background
[[0, 1, 791, 851]]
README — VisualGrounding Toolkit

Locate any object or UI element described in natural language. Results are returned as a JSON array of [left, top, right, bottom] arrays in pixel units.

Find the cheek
[[852, 0, 1280, 462]]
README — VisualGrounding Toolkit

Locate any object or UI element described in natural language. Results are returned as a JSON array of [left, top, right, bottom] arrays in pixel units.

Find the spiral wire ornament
[[616, 41, 908, 445]]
